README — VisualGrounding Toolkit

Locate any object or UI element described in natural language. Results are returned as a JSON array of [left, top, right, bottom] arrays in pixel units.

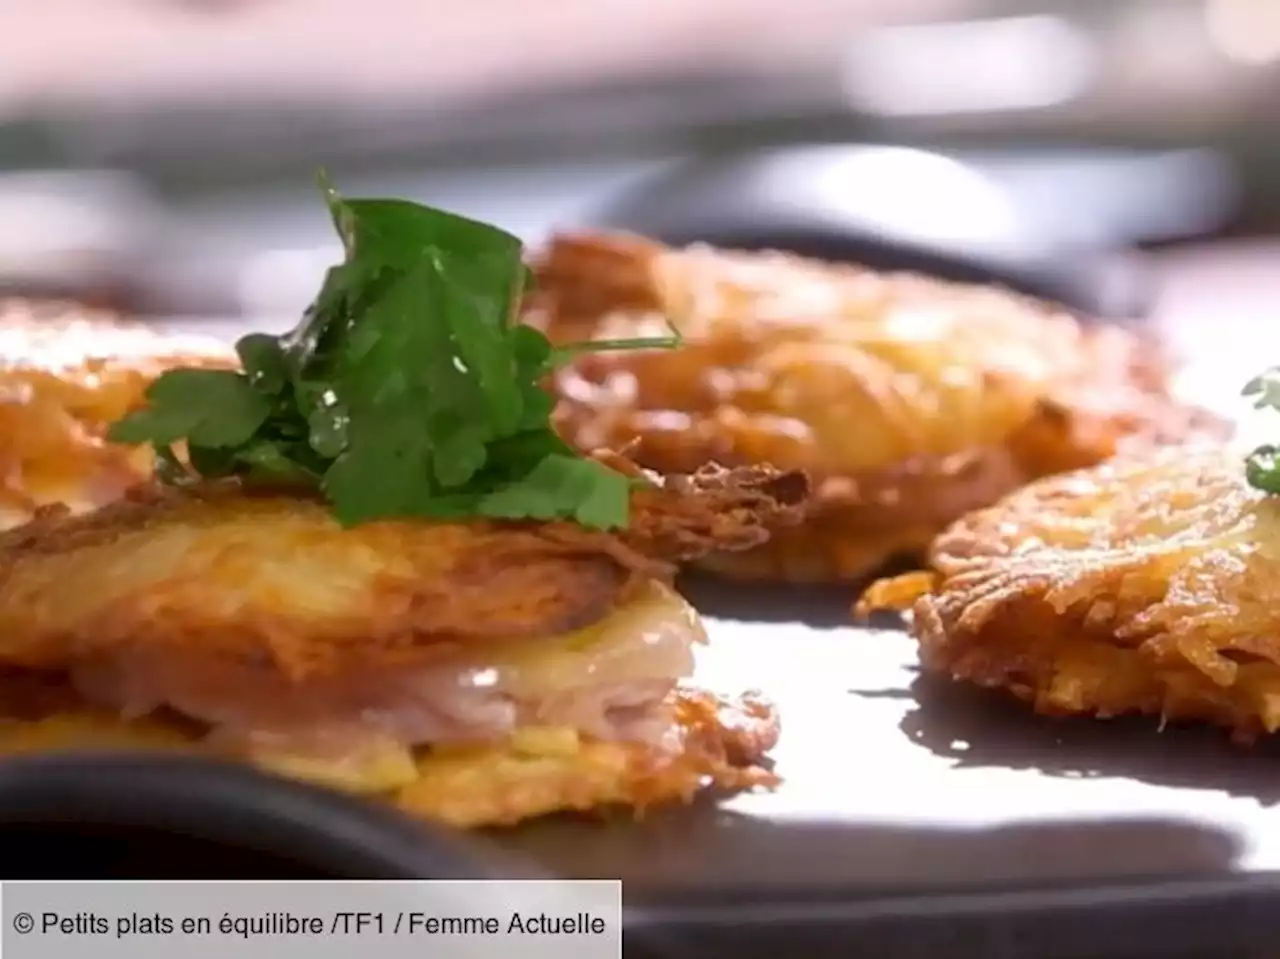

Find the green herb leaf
[[1243, 367, 1280, 494], [1244, 368, 1280, 410], [108, 369, 270, 448], [476, 454, 632, 529], [106, 172, 681, 530], [1247, 445, 1280, 493], [236, 333, 289, 395], [549, 317, 683, 368]]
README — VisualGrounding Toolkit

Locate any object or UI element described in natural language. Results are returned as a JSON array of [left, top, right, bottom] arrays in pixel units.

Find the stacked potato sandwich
[[0, 180, 807, 827]]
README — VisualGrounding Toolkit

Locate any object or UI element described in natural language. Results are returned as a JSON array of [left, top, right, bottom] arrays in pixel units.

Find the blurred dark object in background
[[0, 170, 163, 312], [588, 145, 1237, 318], [0, 144, 1229, 324]]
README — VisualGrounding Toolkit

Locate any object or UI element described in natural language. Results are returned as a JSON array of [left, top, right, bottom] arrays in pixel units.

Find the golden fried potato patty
[[857, 445, 1280, 740], [0, 687, 779, 829], [529, 233, 1226, 582], [0, 300, 234, 528], [0, 460, 799, 826], [0, 461, 804, 677]]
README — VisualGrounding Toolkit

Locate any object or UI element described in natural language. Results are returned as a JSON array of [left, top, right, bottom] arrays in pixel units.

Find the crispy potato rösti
[[0, 300, 234, 528], [0, 461, 806, 677], [529, 233, 1227, 582], [857, 445, 1280, 741], [0, 461, 802, 825]]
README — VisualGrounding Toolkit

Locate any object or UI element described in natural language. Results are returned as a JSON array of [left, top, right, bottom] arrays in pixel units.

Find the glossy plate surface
[[491, 579, 1280, 884]]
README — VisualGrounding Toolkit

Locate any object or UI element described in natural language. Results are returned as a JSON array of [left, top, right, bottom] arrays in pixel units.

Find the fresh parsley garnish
[[108, 171, 681, 529], [1243, 368, 1280, 493]]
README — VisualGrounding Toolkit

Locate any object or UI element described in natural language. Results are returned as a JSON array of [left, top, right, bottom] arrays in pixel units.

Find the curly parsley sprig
[[108, 171, 680, 529], [1242, 369, 1280, 493]]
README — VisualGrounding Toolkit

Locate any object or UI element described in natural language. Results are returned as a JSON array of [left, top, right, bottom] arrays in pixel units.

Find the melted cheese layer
[[70, 580, 705, 789]]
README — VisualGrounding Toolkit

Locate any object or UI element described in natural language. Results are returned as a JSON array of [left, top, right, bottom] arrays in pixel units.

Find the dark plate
[[0, 753, 512, 880], [588, 147, 1156, 320]]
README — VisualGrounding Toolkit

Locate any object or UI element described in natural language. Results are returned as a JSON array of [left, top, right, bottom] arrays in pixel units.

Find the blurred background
[[2, 0, 1279, 415]]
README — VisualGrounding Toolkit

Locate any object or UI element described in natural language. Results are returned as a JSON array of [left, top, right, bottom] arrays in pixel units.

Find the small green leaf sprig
[[108, 172, 679, 529], [1243, 368, 1280, 493]]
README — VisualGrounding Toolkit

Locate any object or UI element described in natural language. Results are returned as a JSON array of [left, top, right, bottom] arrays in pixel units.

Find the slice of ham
[[68, 580, 704, 756]]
